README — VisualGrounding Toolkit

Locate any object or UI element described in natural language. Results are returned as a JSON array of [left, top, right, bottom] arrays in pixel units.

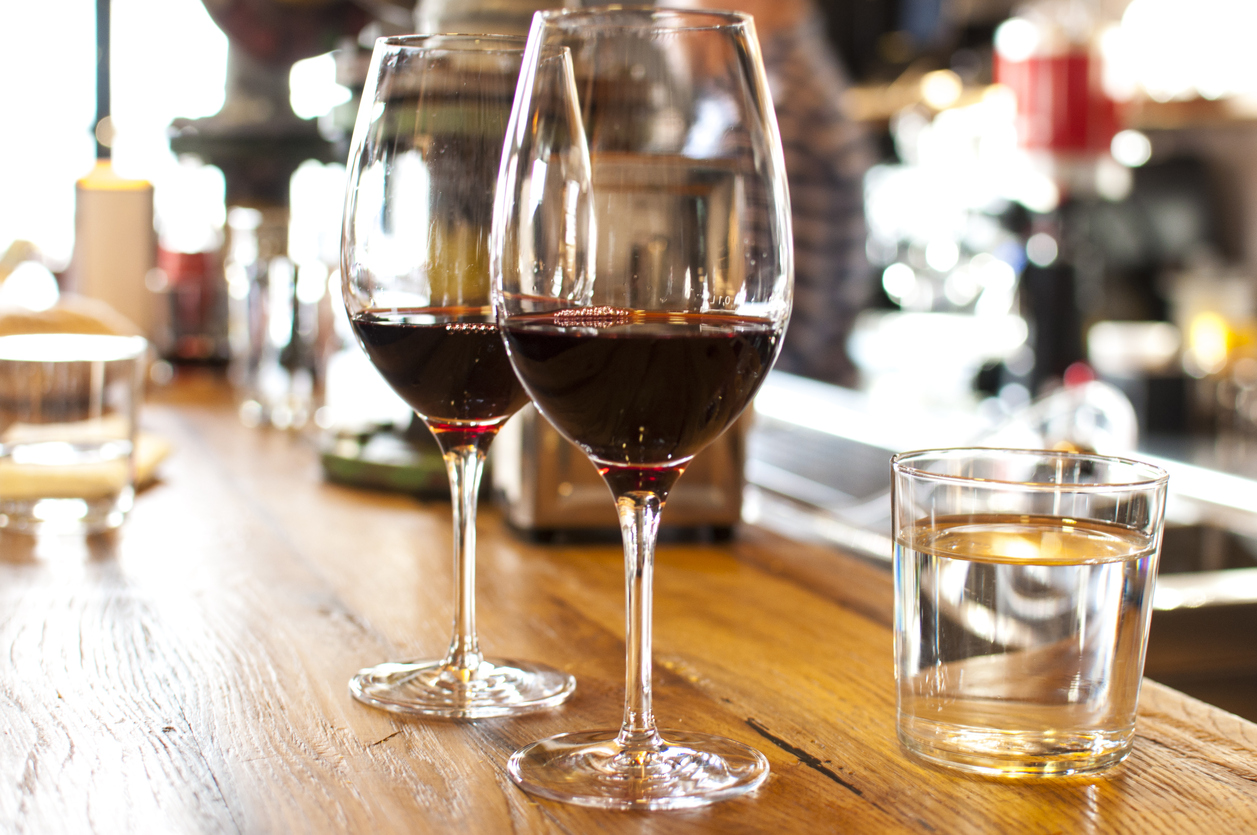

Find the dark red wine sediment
[[502, 309, 779, 468], [350, 307, 528, 429]]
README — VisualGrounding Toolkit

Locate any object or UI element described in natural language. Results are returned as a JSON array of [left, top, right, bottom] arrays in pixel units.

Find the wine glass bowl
[[493, 8, 792, 807], [341, 34, 575, 718]]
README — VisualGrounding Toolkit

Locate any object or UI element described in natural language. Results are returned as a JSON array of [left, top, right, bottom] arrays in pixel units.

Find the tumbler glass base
[[898, 720, 1133, 777]]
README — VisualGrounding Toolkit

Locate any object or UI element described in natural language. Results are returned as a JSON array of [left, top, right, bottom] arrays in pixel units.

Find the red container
[[995, 48, 1117, 154]]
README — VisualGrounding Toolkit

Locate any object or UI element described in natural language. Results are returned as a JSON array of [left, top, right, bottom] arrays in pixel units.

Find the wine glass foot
[[350, 657, 575, 719], [507, 729, 769, 810]]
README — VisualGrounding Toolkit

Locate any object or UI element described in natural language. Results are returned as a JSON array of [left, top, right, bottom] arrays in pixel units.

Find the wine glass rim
[[536, 5, 752, 31], [891, 447, 1170, 490], [378, 33, 527, 51]]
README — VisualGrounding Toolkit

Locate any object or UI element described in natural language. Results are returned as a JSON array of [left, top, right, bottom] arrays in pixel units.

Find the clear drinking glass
[[0, 334, 147, 535], [892, 448, 1169, 776], [341, 34, 575, 717], [492, 8, 792, 808]]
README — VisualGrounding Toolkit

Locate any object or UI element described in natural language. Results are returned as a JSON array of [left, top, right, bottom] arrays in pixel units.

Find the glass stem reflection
[[438, 438, 492, 676]]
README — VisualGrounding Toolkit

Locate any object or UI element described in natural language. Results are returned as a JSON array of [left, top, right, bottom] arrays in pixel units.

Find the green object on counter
[[321, 425, 450, 497]]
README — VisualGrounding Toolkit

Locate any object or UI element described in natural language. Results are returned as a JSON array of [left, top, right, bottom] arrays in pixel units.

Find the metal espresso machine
[[492, 409, 747, 541]]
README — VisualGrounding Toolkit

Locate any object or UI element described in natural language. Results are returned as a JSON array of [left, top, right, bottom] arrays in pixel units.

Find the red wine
[[350, 306, 528, 436], [502, 309, 779, 470]]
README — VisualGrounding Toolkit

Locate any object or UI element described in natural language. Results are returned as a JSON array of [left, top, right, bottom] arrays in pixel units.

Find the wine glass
[[491, 8, 792, 808], [341, 34, 575, 718]]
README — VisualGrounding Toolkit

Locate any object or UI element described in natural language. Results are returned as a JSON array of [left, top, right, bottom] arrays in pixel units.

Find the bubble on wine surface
[[553, 307, 634, 328]]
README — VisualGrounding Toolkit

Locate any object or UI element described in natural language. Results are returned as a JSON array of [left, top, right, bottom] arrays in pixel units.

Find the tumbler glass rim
[[0, 332, 149, 364], [890, 447, 1170, 491], [534, 5, 753, 32]]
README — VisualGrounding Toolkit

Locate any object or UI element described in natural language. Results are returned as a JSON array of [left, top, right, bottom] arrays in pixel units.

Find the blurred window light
[[296, 262, 329, 305], [1110, 130, 1152, 168], [267, 258, 296, 345], [994, 17, 1040, 62], [289, 159, 348, 268], [1088, 321, 1181, 376], [980, 84, 1019, 120], [863, 164, 969, 251], [863, 73, 1047, 299], [109, 0, 228, 182], [1010, 167, 1061, 214], [157, 158, 225, 254], [1094, 156, 1134, 202], [291, 53, 352, 121], [964, 214, 1002, 253], [0, 1, 95, 269], [973, 253, 1019, 317], [925, 239, 960, 273], [868, 88, 1040, 231], [226, 263, 250, 300], [943, 264, 980, 306], [0, 0, 227, 270], [353, 154, 433, 281], [999, 382, 1031, 412], [907, 281, 936, 311], [683, 97, 738, 158], [971, 253, 1016, 291], [1026, 232, 1059, 267], [1005, 344, 1035, 377], [975, 284, 1016, 317], [1186, 312, 1230, 377], [889, 108, 931, 167], [0, 261, 61, 312], [1119, 0, 1257, 101], [882, 263, 916, 303], [920, 70, 963, 110], [865, 236, 898, 267], [1099, 24, 1138, 102]]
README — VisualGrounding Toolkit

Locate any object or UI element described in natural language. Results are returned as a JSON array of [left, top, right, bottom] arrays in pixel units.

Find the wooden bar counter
[[3, 374, 1256, 833]]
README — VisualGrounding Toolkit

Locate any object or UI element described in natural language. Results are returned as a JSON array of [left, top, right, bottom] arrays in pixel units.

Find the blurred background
[[11, 0, 1257, 451]]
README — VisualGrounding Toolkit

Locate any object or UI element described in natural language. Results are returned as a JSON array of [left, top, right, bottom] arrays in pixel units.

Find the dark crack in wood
[[369, 731, 403, 748], [746, 718, 863, 796]]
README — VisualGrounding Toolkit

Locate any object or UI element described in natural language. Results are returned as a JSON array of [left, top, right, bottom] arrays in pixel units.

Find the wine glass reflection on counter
[[492, 8, 793, 808], [340, 34, 574, 718]]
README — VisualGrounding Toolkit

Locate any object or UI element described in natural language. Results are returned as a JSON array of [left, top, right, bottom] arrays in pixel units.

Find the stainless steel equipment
[[491, 406, 746, 539]]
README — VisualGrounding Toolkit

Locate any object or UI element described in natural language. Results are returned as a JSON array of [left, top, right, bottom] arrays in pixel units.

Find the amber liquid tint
[[895, 513, 1158, 775]]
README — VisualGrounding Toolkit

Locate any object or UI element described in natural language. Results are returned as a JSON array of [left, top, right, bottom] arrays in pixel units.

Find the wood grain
[[1, 373, 1255, 833]]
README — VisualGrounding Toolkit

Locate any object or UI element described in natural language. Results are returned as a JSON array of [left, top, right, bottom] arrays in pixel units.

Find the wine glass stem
[[614, 489, 666, 749], [442, 443, 487, 674]]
